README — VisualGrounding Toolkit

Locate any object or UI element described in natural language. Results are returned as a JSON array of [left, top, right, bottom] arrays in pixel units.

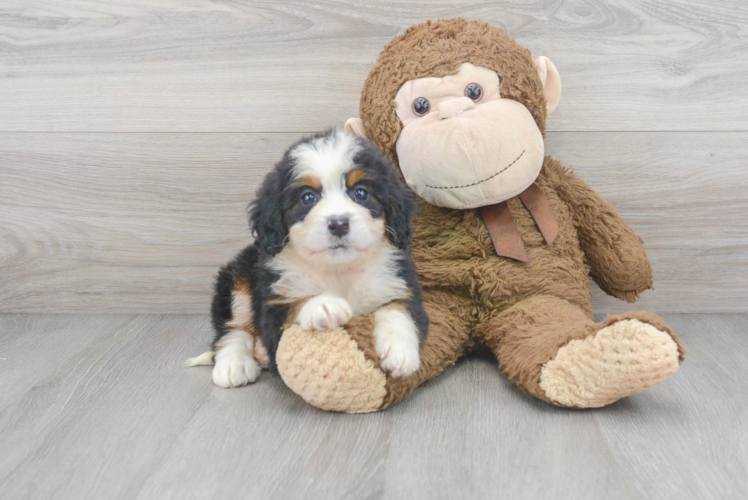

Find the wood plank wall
[[1, 1, 746, 313]]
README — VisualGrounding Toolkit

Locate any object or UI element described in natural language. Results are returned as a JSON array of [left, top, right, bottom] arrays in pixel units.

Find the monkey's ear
[[534, 56, 562, 115], [344, 117, 367, 138]]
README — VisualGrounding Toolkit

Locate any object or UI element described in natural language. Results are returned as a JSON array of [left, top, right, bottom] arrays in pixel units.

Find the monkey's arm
[[545, 158, 653, 302]]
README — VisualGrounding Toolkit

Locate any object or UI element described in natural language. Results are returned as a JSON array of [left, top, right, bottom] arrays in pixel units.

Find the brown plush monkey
[[275, 18, 686, 412]]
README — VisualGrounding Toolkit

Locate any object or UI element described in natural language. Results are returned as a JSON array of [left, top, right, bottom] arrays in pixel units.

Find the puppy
[[188, 130, 428, 388]]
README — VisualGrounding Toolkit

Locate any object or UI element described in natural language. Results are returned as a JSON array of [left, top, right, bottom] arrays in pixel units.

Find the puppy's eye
[[412, 97, 430, 116], [353, 187, 369, 202], [301, 191, 318, 206], [465, 83, 482, 101]]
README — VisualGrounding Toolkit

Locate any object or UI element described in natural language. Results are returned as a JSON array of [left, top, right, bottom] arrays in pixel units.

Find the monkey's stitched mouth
[[424, 150, 525, 190]]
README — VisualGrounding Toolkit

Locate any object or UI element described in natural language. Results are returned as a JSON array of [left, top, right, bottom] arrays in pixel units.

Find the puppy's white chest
[[270, 247, 409, 314]]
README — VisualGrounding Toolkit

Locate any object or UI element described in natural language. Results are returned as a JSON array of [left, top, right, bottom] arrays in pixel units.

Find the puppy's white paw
[[211, 329, 261, 388], [296, 294, 353, 331], [212, 352, 261, 388], [374, 307, 421, 378]]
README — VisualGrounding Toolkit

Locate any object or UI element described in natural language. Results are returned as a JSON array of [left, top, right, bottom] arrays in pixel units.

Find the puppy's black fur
[[210, 130, 428, 371]]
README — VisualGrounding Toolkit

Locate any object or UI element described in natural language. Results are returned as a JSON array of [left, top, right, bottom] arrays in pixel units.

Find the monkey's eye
[[301, 191, 318, 206], [353, 187, 369, 202], [412, 97, 430, 116], [465, 83, 483, 101]]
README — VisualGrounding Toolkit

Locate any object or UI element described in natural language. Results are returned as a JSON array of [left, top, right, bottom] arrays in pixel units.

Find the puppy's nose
[[327, 217, 350, 237], [438, 96, 475, 120]]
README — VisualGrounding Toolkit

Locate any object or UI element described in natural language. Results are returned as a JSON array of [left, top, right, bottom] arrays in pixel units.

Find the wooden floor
[[1, 2, 747, 499], [0, 313, 746, 499]]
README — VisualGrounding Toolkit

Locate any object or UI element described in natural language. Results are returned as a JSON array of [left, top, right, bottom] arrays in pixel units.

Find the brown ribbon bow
[[478, 183, 558, 263]]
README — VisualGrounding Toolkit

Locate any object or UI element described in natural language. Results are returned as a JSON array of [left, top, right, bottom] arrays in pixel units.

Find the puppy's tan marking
[[230, 276, 269, 367], [299, 175, 322, 190], [227, 277, 252, 330], [346, 168, 370, 188], [268, 297, 297, 306]]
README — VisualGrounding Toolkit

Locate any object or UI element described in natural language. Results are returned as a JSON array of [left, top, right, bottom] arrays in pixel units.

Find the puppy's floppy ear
[[383, 165, 417, 250], [248, 167, 288, 256], [353, 138, 416, 249]]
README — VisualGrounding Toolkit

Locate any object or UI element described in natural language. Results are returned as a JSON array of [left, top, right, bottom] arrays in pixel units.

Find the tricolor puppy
[[190, 130, 428, 388]]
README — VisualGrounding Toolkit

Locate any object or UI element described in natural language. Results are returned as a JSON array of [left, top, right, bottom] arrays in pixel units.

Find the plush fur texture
[[199, 130, 428, 385], [392, 62, 547, 209], [273, 18, 686, 412], [360, 18, 548, 163], [278, 320, 388, 413], [539, 318, 683, 408]]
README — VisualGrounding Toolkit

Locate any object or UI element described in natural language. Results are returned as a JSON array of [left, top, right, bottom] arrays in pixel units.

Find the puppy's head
[[250, 130, 415, 267]]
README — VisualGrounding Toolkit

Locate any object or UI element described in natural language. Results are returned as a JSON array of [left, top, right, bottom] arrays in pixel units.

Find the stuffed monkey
[[275, 18, 686, 412]]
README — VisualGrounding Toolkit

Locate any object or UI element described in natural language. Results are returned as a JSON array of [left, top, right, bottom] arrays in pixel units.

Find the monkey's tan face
[[394, 63, 546, 209]]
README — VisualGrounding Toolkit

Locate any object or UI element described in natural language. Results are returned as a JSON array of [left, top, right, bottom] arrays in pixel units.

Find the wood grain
[[1, 3, 745, 498], [1, 131, 745, 313], [0, 2, 746, 314], [1, 0, 747, 132], [593, 314, 748, 499], [0, 132, 288, 314], [0, 314, 745, 499], [0, 315, 220, 499]]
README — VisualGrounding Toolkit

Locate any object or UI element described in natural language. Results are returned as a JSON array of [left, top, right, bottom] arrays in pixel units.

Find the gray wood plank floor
[[0, 314, 746, 500]]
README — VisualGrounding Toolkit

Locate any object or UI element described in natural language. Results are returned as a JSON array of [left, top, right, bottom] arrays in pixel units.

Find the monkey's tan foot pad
[[276, 325, 387, 413], [539, 319, 681, 408]]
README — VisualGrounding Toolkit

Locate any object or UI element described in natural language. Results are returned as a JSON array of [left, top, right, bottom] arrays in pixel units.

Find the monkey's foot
[[539, 317, 684, 408]]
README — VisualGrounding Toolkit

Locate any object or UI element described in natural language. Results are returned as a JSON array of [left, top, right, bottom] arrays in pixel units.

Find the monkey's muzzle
[[396, 98, 545, 210]]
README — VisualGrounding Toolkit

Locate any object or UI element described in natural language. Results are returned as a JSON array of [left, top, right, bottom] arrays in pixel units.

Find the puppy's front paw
[[212, 352, 261, 388], [374, 307, 421, 378], [376, 335, 420, 378], [296, 294, 353, 331]]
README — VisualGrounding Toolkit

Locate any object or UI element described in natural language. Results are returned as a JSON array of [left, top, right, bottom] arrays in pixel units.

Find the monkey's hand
[[548, 158, 653, 301]]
